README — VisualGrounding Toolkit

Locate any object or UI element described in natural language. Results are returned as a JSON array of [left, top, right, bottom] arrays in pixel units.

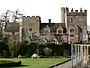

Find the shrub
[[0, 61, 21, 67], [43, 47, 52, 57], [0, 41, 10, 57]]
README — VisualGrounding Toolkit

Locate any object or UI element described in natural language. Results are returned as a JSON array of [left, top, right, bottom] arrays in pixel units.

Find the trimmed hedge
[[0, 61, 21, 67], [17, 42, 71, 57]]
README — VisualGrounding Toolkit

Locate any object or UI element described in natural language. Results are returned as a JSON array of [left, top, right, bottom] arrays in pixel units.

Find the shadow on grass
[[1, 65, 29, 68]]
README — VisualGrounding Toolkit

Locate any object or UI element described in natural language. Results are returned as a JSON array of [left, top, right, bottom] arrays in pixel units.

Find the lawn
[[0, 57, 70, 68]]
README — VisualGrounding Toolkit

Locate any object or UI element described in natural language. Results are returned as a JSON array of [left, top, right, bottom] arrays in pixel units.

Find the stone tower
[[21, 16, 41, 41], [61, 7, 65, 23], [61, 7, 87, 43]]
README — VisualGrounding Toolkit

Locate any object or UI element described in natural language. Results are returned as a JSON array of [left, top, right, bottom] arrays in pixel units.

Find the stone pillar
[[86, 46, 89, 65], [80, 46, 84, 67], [75, 45, 77, 65], [83, 46, 88, 67], [86, 46, 89, 62], [83, 46, 86, 65], [71, 43, 73, 68], [78, 45, 80, 62], [79, 46, 82, 62]]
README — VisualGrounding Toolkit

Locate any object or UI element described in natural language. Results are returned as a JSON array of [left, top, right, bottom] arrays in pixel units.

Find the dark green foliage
[[62, 43, 71, 56], [25, 43, 37, 57], [17, 42, 71, 57], [8, 41, 22, 57], [43, 43, 71, 57], [0, 41, 10, 57], [0, 39, 71, 57], [44, 47, 52, 57], [0, 60, 21, 67], [42, 43, 62, 56], [17, 41, 28, 56], [18, 42, 38, 57]]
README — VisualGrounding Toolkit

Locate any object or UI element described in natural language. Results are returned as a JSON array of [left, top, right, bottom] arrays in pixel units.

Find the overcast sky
[[0, 0, 90, 25]]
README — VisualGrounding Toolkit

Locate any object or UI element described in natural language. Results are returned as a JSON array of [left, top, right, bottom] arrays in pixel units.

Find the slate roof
[[5, 23, 19, 32], [40, 23, 66, 33]]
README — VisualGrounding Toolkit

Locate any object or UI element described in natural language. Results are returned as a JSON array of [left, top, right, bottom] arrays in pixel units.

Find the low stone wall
[[49, 59, 71, 68], [49, 56, 82, 68]]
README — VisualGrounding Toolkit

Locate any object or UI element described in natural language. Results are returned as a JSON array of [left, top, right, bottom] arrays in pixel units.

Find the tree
[[8, 41, 21, 57], [0, 40, 10, 57], [17, 41, 29, 56], [25, 42, 37, 57]]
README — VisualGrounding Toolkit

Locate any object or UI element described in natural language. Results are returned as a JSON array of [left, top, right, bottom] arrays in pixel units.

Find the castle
[[1, 7, 88, 44]]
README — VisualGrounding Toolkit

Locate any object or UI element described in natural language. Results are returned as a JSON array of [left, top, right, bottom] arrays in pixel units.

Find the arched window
[[71, 18, 73, 23]]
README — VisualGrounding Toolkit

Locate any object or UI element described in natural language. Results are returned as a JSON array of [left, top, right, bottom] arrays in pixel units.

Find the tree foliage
[[0, 40, 10, 57]]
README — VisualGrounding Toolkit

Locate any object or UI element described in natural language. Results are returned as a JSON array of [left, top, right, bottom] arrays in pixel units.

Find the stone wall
[[22, 16, 41, 41], [61, 7, 87, 43]]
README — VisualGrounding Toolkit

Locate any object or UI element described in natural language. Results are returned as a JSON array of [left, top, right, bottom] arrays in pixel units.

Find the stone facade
[[19, 7, 88, 43], [1, 7, 88, 44], [40, 21, 66, 44], [21, 16, 41, 41], [61, 7, 87, 43]]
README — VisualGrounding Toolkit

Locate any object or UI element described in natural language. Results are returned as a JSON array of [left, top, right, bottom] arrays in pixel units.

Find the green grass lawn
[[0, 57, 70, 68]]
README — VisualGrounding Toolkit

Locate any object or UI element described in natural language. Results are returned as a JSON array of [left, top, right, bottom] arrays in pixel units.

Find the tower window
[[71, 18, 73, 23], [70, 35, 74, 37], [29, 28, 32, 31], [70, 29, 74, 32]]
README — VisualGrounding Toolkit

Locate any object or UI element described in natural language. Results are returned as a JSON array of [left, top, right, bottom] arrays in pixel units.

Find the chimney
[[80, 8, 82, 12], [48, 19, 51, 23], [71, 8, 73, 12]]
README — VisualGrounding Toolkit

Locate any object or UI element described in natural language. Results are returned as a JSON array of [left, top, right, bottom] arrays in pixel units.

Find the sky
[[0, 0, 90, 25]]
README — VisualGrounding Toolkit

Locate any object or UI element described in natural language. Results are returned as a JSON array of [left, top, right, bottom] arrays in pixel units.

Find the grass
[[0, 57, 70, 68]]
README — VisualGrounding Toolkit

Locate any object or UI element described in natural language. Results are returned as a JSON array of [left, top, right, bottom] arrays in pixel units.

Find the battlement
[[68, 8, 87, 16], [22, 16, 41, 18], [70, 8, 87, 13], [22, 16, 41, 22], [61, 7, 87, 16]]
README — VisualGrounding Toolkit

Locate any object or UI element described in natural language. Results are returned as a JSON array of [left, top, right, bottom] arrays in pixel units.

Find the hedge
[[0, 60, 21, 67]]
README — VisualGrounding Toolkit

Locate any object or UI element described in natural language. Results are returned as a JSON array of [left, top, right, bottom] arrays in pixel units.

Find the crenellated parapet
[[22, 16, 40, 17], [66, 8, 87, 16], [61, 7, 87, 16], [22, 16, 41, 19], [22, 16, 41, 23]]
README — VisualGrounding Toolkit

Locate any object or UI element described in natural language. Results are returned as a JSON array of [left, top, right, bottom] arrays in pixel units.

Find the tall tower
[[62, 7, 87, 43], [21, 16, 41, 41], [61, 7, 69, 28], [61, 7, 65, 23]]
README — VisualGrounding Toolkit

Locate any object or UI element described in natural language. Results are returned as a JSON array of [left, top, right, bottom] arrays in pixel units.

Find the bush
[[0, 41, 10, 57], [15, 42, 71, 57], [43, 47, 52, 57], [0, 60, 21, 67]]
